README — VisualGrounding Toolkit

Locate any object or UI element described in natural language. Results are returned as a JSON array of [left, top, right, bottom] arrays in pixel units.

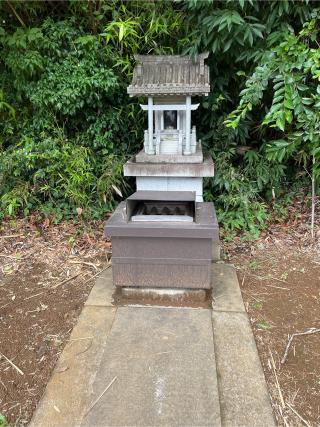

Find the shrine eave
[[127, 85, 210, 97]]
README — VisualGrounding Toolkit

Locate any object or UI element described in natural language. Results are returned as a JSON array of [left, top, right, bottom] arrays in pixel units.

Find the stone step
[[211, 263, 276, 427]]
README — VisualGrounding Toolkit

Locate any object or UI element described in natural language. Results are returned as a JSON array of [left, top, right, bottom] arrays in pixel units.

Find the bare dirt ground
[[226, 220, 320, 426], [0, 201, 319, 426], [0, 216, 110, 426]]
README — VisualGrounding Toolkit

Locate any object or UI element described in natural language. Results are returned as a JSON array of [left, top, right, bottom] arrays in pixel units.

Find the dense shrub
[[0, 0, 319, 236], [183, 0, 319, 236]]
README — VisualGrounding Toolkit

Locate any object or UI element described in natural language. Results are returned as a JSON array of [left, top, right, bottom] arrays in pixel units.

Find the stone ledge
[[135, 149, 203, 164], [85, 266, 115, 307], [212, 311, 275, 427], [30, 306, 116, 427], [212, 263, 245, 313], [124, 156, 214, 177]]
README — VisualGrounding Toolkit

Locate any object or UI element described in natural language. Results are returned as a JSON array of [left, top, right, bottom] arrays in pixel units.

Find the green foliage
[[184, 0, 318, 237], [0, 0, 318, 237], [0, 1, 187, 222], [0, 17, 128, 219], [225, 11, 320, 185], [203, 130, 270, 240], [0, 414, 8, 427], [0, 130, 126, 218], [0, 90, 15, 119]]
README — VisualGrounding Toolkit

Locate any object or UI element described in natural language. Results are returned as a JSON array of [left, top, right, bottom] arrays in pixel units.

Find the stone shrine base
[[30, 264, 275, 427], [123, 155, 214, 202], [122, 286, 207, 302], [124, 155, 214, 177]]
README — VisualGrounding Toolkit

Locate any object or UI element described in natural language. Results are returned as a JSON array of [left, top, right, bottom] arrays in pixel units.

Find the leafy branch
[[224, 13, 320, 237]]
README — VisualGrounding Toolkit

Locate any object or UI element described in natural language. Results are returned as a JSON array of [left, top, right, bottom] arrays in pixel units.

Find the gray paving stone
[[212, 243, 221, 261], [82, 307, 221, 427], [31, 264, 274, 427], [212, 311, 275, 427], [85, 266, 115, 307], [30, 306, 116, 427], [212, 263, 245, 313]]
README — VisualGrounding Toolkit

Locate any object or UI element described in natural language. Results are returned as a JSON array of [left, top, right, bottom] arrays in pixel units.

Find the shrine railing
[[143, 126, 197, 155]]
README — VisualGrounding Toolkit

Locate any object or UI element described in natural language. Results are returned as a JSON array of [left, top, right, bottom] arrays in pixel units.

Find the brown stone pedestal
[[105, 196, 219, 290]]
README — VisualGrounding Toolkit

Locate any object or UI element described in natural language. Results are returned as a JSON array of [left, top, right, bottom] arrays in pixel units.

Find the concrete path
[[83, 307, 220, 427], [30, 264, 275, 427]]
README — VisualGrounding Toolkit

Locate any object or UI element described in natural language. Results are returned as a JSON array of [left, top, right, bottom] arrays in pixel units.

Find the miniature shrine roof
[[127, 53, 210, 97]]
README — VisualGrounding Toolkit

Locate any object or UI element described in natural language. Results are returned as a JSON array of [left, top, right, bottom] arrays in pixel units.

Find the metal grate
[[131, 201, 194, 223]]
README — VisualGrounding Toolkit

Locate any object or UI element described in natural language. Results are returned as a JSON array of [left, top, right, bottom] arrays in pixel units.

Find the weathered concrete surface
[[122, 286, 207, 301], [135, 148, 203, 164], [136, 176, 204, 202], [30, 265, 275, 427], [211, 263, 275, 426], [212, 311, 275, 427], [85, 266, 115, 307], [82, 307, 221, 427], [212, 242, 221, 261], [212, 263, 245, 313], [30, 305, 116, 427], [124, 155, 214, 177]]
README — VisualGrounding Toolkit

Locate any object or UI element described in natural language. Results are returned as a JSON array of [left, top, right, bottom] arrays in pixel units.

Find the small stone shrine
[[105, 53, 220, 291]]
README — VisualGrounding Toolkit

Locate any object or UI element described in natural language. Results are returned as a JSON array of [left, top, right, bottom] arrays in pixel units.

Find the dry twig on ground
[[83, 376, 117, 417], [52, 273, 81, 289], [281, 328, 320, 364], [68, 260, 99, 271], [82, 264, 111, 286], [286, 403, 311, 427], [269, 348, 285, 409], [0, 352, 24, 376]]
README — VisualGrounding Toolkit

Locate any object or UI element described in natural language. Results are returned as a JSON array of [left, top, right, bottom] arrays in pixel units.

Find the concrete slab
[[212, 243, 221, 261], [212, 263, 245, 313], [30, 306, 116, 427], [30, 264, 274, 427], [135, 149, 203, 164], [82, 307, 221, 427], [136, 176, 203, 202], [85, 266, 115, 307], [212, 311, 275, 427], [124, 156, 214, 177]]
